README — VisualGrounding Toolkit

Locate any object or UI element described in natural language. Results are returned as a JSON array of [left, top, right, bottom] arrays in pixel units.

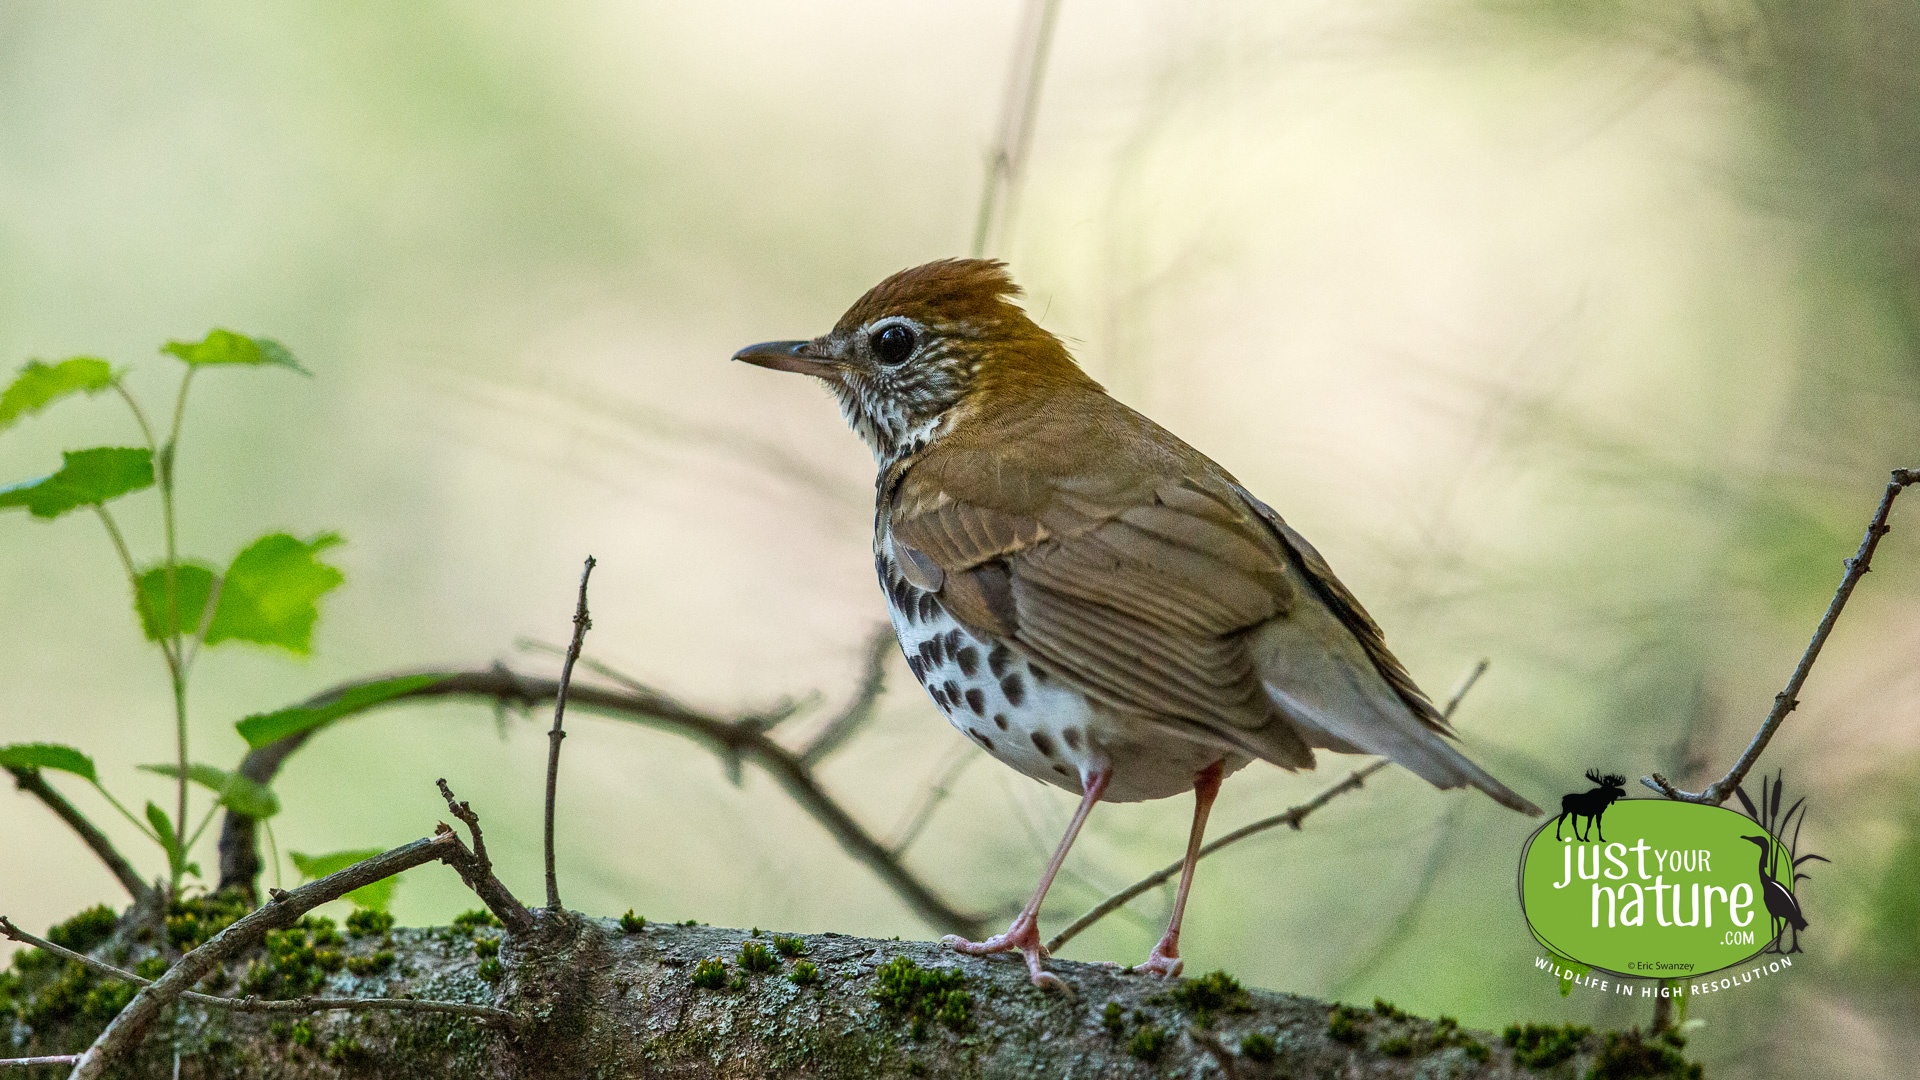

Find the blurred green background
[[3, 1, 1916, 1075]]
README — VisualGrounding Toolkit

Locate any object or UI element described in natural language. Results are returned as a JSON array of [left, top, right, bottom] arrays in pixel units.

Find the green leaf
[[0, 447, 154, 519], [237, 674, 451, 748], [0, 358, 115, 431], [133, 563, 216, 642], [0, 742, 99, 783], [162, 330, 308, 374], [137, 762, 280, 819], [205, 532, 345, 653], [290, 849, 398, 911], [146, 801, 186, 872]]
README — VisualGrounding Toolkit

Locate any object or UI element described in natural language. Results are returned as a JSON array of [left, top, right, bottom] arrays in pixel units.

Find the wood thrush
[[735, 259, 1542, 988]]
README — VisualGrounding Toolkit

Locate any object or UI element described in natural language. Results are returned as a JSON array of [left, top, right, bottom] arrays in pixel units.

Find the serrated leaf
[[205, 532, 344, 653], [0, 447, 154, 519], [0, 742, 99, 783], [133, 563, 216, 642], [162, 330, 307, 374], [0, 358, 114, 431], [237, 673, 451, 748], [137, 762, 279, 819], [290, 849, 398, 911]]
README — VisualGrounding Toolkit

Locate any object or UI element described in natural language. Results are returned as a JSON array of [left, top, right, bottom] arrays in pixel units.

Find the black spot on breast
[[906, 655, 925, 682], [1029, 663, 1050, 684], [929, 686, 949, 709], [1001, 673, 1026, 706], [943, 680, 962, 705], [943, 628, 966, 656], [963, 688, 985, 715], [1030, 731, 1056, 758], [970, 730, 995, 752], [988, 645, 1012, 678], [993, 713, 1009, 731], [1053, 764, 1070, 776], [1061, 727, 1082, 751], [955, 647, 980, 677], [916, 593, 940, 623], [917, 640, 939, 670]]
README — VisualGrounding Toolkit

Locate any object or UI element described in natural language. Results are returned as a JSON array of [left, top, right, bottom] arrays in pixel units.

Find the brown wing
[[887, 438, 1314, 768], [1225, 483, 1451, 735]]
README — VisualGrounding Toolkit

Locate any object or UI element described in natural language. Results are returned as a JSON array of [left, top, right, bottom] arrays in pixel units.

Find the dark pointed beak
[[732, 339, 836, 378]]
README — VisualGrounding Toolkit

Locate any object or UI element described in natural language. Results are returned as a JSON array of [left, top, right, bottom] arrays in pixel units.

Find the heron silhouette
[[1741, 834, 1807, 953]]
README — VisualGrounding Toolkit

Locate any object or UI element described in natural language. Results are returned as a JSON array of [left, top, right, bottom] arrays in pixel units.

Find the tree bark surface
[[8, 916, 1584, 1079]]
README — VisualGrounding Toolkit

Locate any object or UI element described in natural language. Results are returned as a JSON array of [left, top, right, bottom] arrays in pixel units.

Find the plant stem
[[161, 367, 196, 877]]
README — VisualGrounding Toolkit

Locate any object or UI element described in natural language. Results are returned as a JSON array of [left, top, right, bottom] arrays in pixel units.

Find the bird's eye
[[871, 324, 916, 366]]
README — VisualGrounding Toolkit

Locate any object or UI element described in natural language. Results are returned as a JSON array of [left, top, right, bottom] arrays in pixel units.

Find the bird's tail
[[1252, 618, 1542, 815]]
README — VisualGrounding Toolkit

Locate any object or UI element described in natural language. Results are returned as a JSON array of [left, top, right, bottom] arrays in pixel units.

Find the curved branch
[[217, 668, 987, 939], [1644, 467, 1917, 803]]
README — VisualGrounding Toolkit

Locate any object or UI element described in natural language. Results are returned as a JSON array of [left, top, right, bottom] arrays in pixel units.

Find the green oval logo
[[1518, 800, 1798, 978]]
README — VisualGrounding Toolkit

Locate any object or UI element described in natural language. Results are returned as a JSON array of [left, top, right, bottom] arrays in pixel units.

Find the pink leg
[[1132, 760, 1225, 978], [944, 765, 1111, 990]]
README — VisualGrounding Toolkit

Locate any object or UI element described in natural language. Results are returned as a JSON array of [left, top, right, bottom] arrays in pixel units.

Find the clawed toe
[[1129, 941, 1183, 977]]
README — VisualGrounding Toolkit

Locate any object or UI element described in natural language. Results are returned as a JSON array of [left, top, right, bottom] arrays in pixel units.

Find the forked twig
[[437, 779, 536, 937], [1046, 659, 1490, 954], [545, 556, 596, 911], [1644, 468, 1916, 804], [68, 833, 471, 1079]]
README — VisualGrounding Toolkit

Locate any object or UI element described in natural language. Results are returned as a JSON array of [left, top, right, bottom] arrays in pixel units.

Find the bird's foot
[[943, 914, 1064, 990], [1129, 938, 1183, 978]]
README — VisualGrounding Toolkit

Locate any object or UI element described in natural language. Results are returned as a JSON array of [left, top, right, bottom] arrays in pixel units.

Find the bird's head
[[733, 258, 1095, 463]]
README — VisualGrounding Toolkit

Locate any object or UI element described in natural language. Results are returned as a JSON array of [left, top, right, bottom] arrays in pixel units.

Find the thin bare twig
[[0, 1056, 80, 1068], [215, 668, 986, 938], [0, 917, 512, 1025], [69, 833, 470, 1080], [799, 624, 894, 765], [1046, 659, 1491, 954], [5, 766, 152, 904], [1644, 467, 1917, 803], [436, 779, 536, 937], [971, 0, 1065, 257], [545, 556, 596, 912]]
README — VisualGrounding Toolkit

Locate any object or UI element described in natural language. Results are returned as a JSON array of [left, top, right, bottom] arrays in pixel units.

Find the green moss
[[1380, 1035, 1413, 1057], [1504, 1022, 1592, 1069], [1587, 1029, 1702, 1080], [45, 905, 118, 953], [451, 909, 501, 936], [1101, 1001, 1126, 1036], [472, 937, 499, 960], [1127, 1024, 1169, 1062], [620, 910, 647, 933], [134, 955, 170, 980], [290, 1020, 314, 1047], [872, 956, 971, 1033], [1240, 1031, 1276, 1063], [477, 958, 503, 982], [789, 960, 820, 986], [1328, 1003, 1367, 1046], [164, 890, 251, 952], [1169, 969, 1247, 1027], [737, 941, 777, 975], [690, 957, 727, 990], [1373, 997, 1408, 1020], [325, 1036, 372, 1066], [345, 908, 394, 939], [772, 934, 808, 958], [347, 951, 396, 976]]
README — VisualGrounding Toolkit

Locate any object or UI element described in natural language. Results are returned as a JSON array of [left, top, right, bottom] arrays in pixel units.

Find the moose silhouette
[[1554, 770, 1628, 842]]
